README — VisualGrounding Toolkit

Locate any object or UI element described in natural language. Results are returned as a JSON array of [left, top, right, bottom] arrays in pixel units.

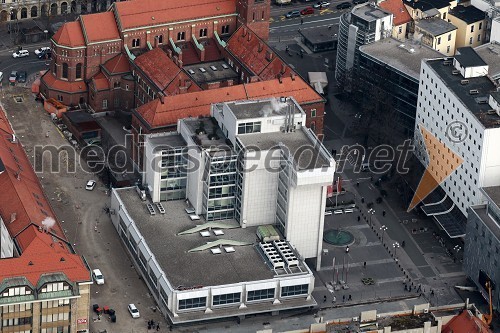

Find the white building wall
[[415, 60, 491, 215], [285, 184, 326, 259], [0, 216, 13, 258], [143, 138, 162, 203], [491, 17, 500, 43], [375, 15, 393, 42], [346, 24, 359, 71], [480, 127, 500, 187]]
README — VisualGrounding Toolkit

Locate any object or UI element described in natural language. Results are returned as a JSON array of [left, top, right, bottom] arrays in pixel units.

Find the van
[[12, 49, 29, 58]]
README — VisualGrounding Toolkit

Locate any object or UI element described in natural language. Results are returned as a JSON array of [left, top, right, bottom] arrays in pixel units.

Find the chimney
[[250, 76, 259, 83], [258, 42, 263, 52], [159, 94, 165, 104], [281, 63, 286, 74], [177, 59, 183, 68], [226, 79, 234, 86], [278, 75, 282, 84], [266, 50, 274, 62], [11, 134, 16, 143], [179, 86, 188, 94], [291, 73, 295, 81], [247, 32, 252, 42], [242, 27, 248, 37], [10, 213, 16, 223], [167, 49, 173, 58]]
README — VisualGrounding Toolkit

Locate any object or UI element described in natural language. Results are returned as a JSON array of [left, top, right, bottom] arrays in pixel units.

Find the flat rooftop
[[353, 3, 392, 22], [182, 118, 230, 153], [474, 42, 500, 80], [404, 0, 451, 10], [146, 133, 186, 149], [360, 38, 443, 80], [116, 188, 284, 287], [455, 47, 487, 67], [427, 59, 499, 128], [415, 17, 457, 36], [184, 60, 238, 85], [449, 5, 485, 24], [237, 128, 332, 170], [225, 97, 302, 120], [299, 25, 339, 44], [472, 205, 500, 241]]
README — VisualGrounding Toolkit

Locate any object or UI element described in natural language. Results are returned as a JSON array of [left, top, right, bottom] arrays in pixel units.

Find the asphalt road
[[0, 40, 50, 85]]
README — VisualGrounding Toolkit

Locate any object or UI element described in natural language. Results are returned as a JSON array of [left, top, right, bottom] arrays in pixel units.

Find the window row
[[237, 122, 261, 134]]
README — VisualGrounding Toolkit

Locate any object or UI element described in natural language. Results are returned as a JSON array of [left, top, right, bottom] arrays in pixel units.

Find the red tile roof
[[114, 0, 236, 30], [136, 75, 323, 129], [442, 310, 492, 333], [0, 109, 90, 285], [41, 72, 87, 93], [379, 0, 412, 26], [80, 11, 120, 44], [134, 48, 181, 91], [51, 21, 86, 48], [103, 53, 131, 74], [163, 71, 202, 96], [227, 26, 291, 79], [91, 72, 110, 91]]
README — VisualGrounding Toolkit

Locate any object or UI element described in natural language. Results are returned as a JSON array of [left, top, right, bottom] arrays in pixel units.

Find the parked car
[[92, 269, 104, 285], [336, 1, 352, 9], [300, 7, 314, 15], [38, 49, 52, 59], [313, 1, 330, 8], [12, 49, 29, 58], [285, 10, 300, 18], [352, 0, 368, 4], [128, 304, 140, 318], [34, 46, 50, 56], [9, 71, 18, 83], [17, 71, 27, 83], [86, 180, 96, 191]]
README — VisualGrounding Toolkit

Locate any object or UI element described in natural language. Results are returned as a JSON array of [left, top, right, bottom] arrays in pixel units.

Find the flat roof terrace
[[116, 188, 312, 288], [184, 60, 238, 85], [225, 97, 302, 120]]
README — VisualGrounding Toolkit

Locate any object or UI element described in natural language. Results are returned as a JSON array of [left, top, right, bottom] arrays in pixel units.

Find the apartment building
[[464, 185, 500, 311], [0, 110, 91, 333], [413, 47, 500, 237], [448, 5, 487, 48], [378, 0, 412, 41], [112, 97, 335, 324], [335, 3, 393, 85], [415, 17, 457, 56]]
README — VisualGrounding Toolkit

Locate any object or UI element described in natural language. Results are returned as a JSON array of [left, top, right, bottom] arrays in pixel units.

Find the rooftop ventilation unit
[[475, 97, 488, 104], [460, 79, 469, 85], [452, 70, 460, 75], [146, 203, 156, 215], [199, 67, 206, 73], [188, 69, 195, 75], [224, 246, 235, 253], [443, 60, 452, 66], [156, 202, 166, 214], [210, 66, 217, 71], [222, 64, 229, 69], [211, 248, 222, 254], [469, 89, 479, 95], [408, 48, 415, 53], [274, 240, 299, 267], [259, 242, 284, 269]]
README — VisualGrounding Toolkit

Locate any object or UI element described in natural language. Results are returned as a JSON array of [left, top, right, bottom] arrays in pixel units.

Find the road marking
[[0, 60, 46, 73], [320, 9, 333, 14], [269, 17, 275, 23], [270, 16, 340, 30]]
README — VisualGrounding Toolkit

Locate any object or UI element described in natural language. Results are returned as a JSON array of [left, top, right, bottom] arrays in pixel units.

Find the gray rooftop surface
[[491, 91, 500, 104], [116, 188, 277, 288], [449, 5, 485, 24], [455, 47, 487, 67], [428, 59, 498, 128], [353, 3, 392, 22], [182, 118, 230, 153], [226, 98, 302, 120], [415, 17, 457, 36], [474, 42, 500, 80], [360, 38, 443, 79], [184, 60, 238, 85], [238, 128, 332, 170], [472, 206, 500, 241], [146, 133, 186, 149], [299, 25, 339, 44]]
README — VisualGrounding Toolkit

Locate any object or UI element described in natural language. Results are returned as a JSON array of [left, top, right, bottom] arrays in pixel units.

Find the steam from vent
[[260, 97, 288, 117], [41, 217, 56, 232]]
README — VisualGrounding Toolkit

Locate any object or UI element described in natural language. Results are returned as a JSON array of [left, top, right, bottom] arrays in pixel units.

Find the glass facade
[[178, 297, 207, 310], [276, 150, 292, 236], [212, 292, 241, 306], [247, 288, 275, 302], [159, 147, 187, 201], [281, 284, 309, 297]]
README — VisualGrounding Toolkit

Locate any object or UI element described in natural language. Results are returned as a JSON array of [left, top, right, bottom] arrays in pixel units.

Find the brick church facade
[[40, 0, 326, 167]]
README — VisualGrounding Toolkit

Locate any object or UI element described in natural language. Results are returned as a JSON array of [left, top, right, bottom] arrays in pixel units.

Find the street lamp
[[368, 208, 375, 226], [393, 242, 400, 260], [380, 225, 388, 245]]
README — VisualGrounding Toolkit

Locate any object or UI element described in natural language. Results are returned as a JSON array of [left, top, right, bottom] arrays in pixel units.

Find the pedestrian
[[332, 295, 336, 303], [156, 323, 160, 331], [363, 261, 366, 268], [431, 289, 435, 296], [345, 246, 349, 253], [323, 295, 327, 302], [356, 181, 360, 187], [357, 216, 361, 222], [348, 294, 352, 301], [382, 210, 386, 217], [301, 18, 304, 24], [343, 295, 345, 302]]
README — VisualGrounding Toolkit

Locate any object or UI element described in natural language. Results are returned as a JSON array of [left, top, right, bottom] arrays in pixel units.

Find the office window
[[177, 31, 185, 41], [479, 22, 482, 30], [247, 288, 275, 301], [469, 37, 473, 45], [237, 121, 261, 134], [447, 45, 450, 53], [478, 34, 481, 42], [102, 99, 108, 109], [62, 63, 68, 79], [178, 297, 206, 310], [156, 35, 163, 44], [281, 284, 309, 297], [398, 26, 402, 34], [221, 24, 230, 34], [199, 28, 208, 38], [311, 109, 317, 117], [437, 37, 441, 45], [75, 63, 82, 79], [448, 33, 452, 41], [132, 38, 140, 48], [213, 293, 241, 306], [471, 25, 474, 33]]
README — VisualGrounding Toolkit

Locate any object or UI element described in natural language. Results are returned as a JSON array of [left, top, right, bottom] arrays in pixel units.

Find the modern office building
[[0, 110, 91, 333], [413, 47, 500, 237], [464, 185, 500, 312], [358, 38, 442, 137], [111, 97, 335, 324], [414, 17, 457, 56], [335, 3, 393, 85], [448, 5, 487, 49]]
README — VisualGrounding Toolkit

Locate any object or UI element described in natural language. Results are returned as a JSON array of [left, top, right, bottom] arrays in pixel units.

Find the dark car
[[285, 10, 300, 18], [300, 7, 314, 15], [336, 1, 352, 9], [18, 71, 27, 83], [38, 49, 52, 59], [352, 0, 368, 4]]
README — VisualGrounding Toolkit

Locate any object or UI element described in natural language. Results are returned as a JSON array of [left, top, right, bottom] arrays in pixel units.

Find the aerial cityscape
[[0, 0, 498, 332]]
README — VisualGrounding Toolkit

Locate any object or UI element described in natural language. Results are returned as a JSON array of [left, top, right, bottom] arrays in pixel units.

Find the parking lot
[[0, 86, 168, 332]]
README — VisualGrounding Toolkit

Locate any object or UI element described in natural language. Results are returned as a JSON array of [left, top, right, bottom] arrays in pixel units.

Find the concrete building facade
[[448, 5, 487, 49]]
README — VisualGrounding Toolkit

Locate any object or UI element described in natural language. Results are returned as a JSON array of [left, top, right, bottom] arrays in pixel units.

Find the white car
[[92, 269, 104, 285], [86, 180, 96, 191], [128, 304, 140, 318], [12, 50, 29, 58], [34, 47, 50, 56], [313, 1, 330, 8]]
